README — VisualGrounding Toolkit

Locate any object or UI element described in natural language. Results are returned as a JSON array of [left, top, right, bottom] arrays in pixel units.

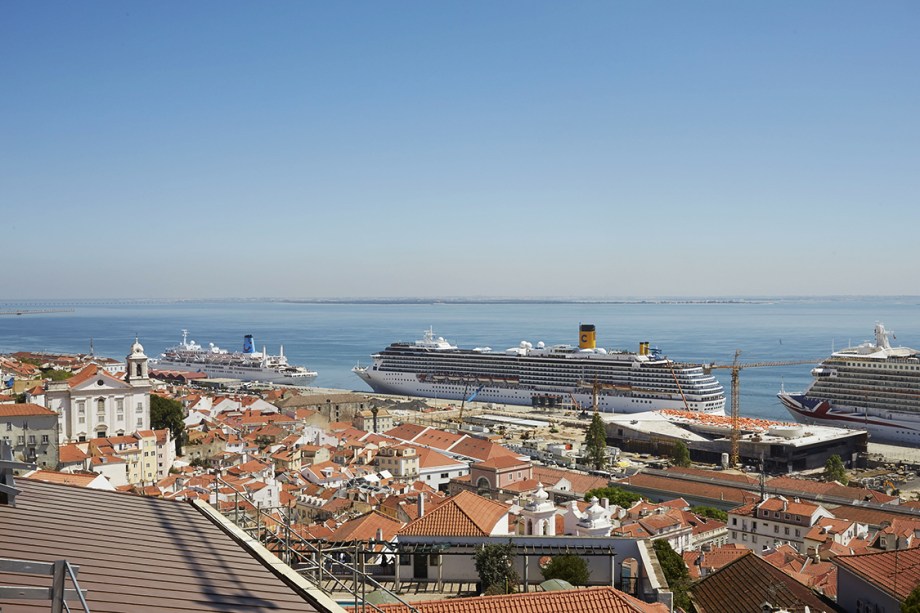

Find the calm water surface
[[2, 298, 919, 422]]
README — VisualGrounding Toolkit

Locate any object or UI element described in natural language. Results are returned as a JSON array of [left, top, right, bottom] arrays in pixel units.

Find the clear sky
[[2, 2, 918, 299]]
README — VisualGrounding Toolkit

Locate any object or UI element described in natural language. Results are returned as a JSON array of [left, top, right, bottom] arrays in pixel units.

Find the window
[[97, 398, 105, 413], [17, 435, 25, 444], [441, 473, 448, 478], [78, 417, 85, 424], [116, 398, 124, 411], [136, 402, 143, 414], [732, 518, 737, 526], [137, 418, 143, 427], [784, 527, 790, 535], [28, 435, 36, 445], [4, 422, 10, 431], [41, 435, 49, 444], [774, 525, 779, 533], [795, 529, 800, 537]]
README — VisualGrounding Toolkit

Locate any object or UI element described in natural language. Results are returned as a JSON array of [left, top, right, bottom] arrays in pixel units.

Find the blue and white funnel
[[243, 334, 255, 354]]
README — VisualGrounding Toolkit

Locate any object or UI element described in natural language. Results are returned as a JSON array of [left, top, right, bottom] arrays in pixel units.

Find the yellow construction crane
[[703, 352, 816, 467]]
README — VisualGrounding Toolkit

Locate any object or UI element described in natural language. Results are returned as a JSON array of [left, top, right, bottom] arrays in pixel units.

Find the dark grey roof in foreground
[[0, 478, 341, 612]]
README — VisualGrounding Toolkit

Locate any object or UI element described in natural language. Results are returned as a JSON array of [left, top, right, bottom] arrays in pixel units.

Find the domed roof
[[533, 482, 549, 501], [129, 337, 146, 356]]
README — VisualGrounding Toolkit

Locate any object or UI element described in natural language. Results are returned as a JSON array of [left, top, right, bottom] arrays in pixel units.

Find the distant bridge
[[0, 308, 75, 316]]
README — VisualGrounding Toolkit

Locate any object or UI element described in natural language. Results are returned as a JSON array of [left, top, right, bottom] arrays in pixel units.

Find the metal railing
[[215, 477, 419, 612], [0, 558, 91, 613]]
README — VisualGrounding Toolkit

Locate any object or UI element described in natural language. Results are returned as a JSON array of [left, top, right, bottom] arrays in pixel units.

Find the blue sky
[[2, 2, 918, 299]]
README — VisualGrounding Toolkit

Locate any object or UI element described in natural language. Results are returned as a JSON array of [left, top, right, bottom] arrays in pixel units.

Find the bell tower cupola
[[125, 337, 149, 384]]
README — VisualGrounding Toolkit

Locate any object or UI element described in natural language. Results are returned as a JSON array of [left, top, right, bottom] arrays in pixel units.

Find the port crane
[[703, 352, 816, 467], [456, 383, 484, 430]]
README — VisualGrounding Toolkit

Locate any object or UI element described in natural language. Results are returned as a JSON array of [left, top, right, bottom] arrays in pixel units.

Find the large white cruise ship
[[778, 323, 920, 444], [152, 330, 318, 386], [353, 324, 725, 414]]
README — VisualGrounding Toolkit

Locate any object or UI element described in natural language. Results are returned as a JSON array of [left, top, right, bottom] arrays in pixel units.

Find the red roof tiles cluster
[[368, 586, 667, 613], [399, 490, 509, 537]]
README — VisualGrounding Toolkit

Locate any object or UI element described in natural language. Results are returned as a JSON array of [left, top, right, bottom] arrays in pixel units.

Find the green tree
[[41, 368, 73, 381], [150, 394, 186, 454], [824, 454, 848, 485], [541, 554, 590, 586], [691, 506, 728, 522], [583, 486, 641, 508], [652, 539, 692, 612], [903, 584, 920, 613], [474, 542, 519, 594], [584, 411, 608, 470], [671, 441, 691, 467]]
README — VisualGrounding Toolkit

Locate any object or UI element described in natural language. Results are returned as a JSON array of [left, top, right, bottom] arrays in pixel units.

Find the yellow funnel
[[579, 324, 596, 349]]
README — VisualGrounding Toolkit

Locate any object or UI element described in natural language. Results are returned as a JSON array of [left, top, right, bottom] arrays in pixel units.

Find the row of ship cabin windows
[[845, 362, 920, 369]]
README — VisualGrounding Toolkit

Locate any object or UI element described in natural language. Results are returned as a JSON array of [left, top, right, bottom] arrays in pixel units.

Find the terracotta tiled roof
[[835, 546, 920, 602], [448, 436, 518, 463], [829, 503, 920, 529], [531, 466, 608, 495], [688, 551, 839, 613], [23, 470, 99, 488], [618, 473, 759, 506], [413, 428, 465, 450], [756, 497, 821, 517], [416, 446, 465, 470], [384, 423, 429, 442], [368, 586, 667, 612], [329, 511, 404, 542], [766, 476, 899, 505], [683, 544, 749, 579], [666, 466, 760, 485], [472, 455, 530, 470], [399, 491, 509, 537], [58, 444, 89, 464], [0, 403, 56, 417]]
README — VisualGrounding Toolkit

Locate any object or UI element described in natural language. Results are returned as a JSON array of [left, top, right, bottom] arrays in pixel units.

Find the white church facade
[[42, 339, 152, 444]]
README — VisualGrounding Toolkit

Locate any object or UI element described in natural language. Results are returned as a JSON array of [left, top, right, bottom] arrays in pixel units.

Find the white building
[[44, 339, 152, 444], [727, 495, 834, 553]]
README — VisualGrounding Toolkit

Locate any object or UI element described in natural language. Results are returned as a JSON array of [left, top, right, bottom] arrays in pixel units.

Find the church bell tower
[[125, 337, 149, 385]]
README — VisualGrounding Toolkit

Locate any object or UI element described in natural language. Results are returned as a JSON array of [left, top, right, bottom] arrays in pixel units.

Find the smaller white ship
[[152, 330, 317, 386]]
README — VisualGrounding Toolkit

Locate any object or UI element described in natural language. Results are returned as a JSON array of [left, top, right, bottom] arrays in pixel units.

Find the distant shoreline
[[1, 296, 919, 308]]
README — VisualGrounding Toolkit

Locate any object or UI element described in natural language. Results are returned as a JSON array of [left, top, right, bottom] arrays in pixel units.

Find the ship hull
[[152, 359, 317, 386], [355, 368, 725, 415], [779, 392, 920, 445]]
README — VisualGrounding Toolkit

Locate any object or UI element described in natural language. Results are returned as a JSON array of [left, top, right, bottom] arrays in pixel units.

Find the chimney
[[376, 528, 384, 542], [417, 492, 426, 517], [601, 498, 609, 510], [806, 546, 820, 563]]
